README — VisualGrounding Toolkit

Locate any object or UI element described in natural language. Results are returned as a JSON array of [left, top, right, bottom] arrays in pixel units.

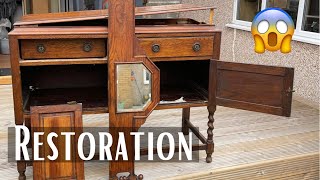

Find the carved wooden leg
[[109, 173, 118, 180], [17, 161, 26, 180], [206, 106, 216, 163], [113, 174, 143, 180], [136, 174, 143, 180], [182, 108, 190, 135], [127, 174, 143, 180], [17, 121, 27, 180], [25, 118, 32, 148], [118, 176, 128, 180]]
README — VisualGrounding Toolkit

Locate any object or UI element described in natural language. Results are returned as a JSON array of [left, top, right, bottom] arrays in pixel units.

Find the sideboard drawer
[[20, 39, 106, 59], [139, 36, 214, 58]]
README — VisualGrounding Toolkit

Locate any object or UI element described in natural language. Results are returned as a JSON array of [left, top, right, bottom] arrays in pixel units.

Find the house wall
[[181, 0, 319, 104]]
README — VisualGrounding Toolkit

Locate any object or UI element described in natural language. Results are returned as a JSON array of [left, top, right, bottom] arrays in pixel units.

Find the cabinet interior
[[155, 60, 209, 104], [20, 60, 210, 114], [38, 18, 202, 26], [21, 64, 108, 113]]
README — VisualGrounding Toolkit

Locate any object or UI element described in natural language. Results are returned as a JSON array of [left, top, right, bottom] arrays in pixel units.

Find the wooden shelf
[[19, 57, 108, 66], [24, 87, 108, 114], [157, 84, 208, 110], [22, 85, 208, 114], [160, 85, 208, 102], [156, 101, 207, 110]]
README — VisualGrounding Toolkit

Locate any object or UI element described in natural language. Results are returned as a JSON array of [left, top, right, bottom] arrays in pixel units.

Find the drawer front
[[20, 39, 106, 59], [139, 36, 214, 58]]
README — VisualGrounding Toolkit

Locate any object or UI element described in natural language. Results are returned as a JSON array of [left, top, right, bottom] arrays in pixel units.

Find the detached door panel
[[31, 104, 84, 180], [216, 61, 294, 117]]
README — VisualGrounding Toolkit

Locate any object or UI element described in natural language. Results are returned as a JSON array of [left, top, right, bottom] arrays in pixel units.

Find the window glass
[[302, 0, 319, 33], [237, 0, 262, 22], [116, 64, 152, 113], [266, 0, 299, 27]]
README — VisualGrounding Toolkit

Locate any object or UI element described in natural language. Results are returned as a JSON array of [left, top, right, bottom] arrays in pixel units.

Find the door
[[216, 61, 294, 117], [31, 104, 84, 180]]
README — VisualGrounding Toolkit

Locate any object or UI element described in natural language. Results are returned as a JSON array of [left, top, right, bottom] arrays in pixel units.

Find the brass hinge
[[285, 87, 295, 96]]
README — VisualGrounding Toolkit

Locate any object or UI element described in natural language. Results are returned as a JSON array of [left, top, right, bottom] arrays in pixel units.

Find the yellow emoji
[[251, 8, 295, 54]]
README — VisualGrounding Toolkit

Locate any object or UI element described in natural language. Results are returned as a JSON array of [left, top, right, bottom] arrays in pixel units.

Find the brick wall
[[117, 64, 151, 110]]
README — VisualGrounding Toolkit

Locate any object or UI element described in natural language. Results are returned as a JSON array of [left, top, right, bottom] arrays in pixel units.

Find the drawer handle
[[83, 42, 92, 52], [193, 42, 201, 52], [37, 44, 46, 53], [152, 44, 160, 53]]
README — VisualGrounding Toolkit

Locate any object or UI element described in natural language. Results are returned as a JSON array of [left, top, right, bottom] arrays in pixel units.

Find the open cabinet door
[[216, 61, 294, 117]]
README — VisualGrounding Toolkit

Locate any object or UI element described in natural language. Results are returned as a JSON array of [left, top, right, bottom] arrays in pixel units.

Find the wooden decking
[[0, 54, 11, 85], [0, 85, 318, 179]]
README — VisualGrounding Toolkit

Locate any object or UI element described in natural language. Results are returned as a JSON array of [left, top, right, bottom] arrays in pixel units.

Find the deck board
[[0, 54, 10, 69], [0, 85, 318, 179]]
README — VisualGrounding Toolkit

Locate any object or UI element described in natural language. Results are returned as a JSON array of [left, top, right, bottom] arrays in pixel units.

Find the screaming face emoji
[[251, 8, 294, 54]]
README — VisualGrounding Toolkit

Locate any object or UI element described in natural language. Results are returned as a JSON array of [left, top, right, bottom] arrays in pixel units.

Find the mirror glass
[[117, 63, 152, 112]]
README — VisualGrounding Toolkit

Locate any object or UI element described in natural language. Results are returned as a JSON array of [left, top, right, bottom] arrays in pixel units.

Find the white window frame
[[143, 69, 150, 85], [226, 0, 320, 45]]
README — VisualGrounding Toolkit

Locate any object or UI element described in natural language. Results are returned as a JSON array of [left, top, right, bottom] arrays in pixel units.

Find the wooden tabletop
[[15, 4, 216, 26]]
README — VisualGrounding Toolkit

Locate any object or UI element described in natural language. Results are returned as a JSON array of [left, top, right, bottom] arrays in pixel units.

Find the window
[[236, 0, 262, 22], [143, 69, 150, 85], [228, 0, 320, 45], [301, 0, 319, 33], [266, 0, 299, 26]]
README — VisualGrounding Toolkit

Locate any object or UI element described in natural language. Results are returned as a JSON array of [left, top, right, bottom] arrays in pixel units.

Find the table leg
[[17, 161, 26, 180], [182, 108, 191, 135], [206, 105, 216, 163], [110, 173, 143, 180], [16, 119, 27, 180]]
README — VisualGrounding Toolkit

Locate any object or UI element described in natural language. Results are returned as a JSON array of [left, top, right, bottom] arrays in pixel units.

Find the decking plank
[[0, 85, 318, 179]]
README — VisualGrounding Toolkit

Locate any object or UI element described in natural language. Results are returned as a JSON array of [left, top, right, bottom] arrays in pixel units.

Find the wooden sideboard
[[9, 3, 294, 180]]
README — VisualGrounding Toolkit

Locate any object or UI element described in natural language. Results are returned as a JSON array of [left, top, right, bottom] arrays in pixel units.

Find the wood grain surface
[[139, 36, 214, 58], [15, 4, 216, 26], [21, 39, 106, 59], [31, 104, 84, 180], [216, 61, 294, 117]]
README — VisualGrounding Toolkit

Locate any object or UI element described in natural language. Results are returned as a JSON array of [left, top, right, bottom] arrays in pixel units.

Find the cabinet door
[[216, 61, 294, 117], [31, 104, 84, 180]]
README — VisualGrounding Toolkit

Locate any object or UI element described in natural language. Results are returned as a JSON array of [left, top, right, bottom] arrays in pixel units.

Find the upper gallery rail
[[14, 4, 216, 26]]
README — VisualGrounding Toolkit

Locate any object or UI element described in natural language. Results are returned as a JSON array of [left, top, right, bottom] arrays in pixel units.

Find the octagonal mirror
[[117, 63, 152, 112]]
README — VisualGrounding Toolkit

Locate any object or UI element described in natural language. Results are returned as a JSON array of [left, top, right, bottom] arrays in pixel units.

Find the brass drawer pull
[[37, 44, 46, 53], [152, 44, 160, 53], [193, 42, 201, 52], [83, 42, 92, 52]]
